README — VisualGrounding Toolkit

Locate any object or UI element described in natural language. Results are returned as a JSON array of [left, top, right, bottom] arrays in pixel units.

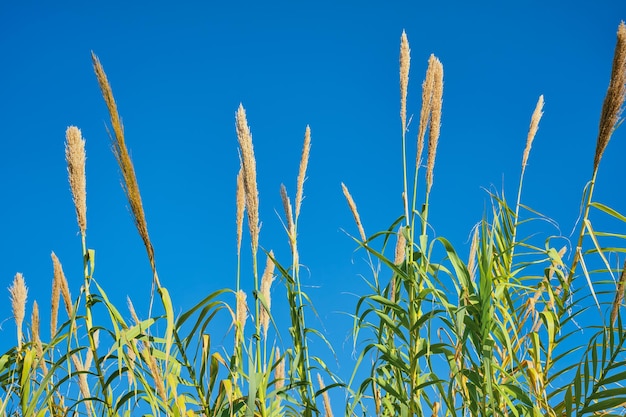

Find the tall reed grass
[[1, 21, 625, 417]]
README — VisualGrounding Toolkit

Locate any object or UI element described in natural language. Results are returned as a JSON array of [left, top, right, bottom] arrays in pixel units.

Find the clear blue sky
[[1, 0, 625, 392]]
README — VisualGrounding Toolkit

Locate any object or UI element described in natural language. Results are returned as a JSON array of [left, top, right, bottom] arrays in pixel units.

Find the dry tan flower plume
[[416, 55, 436, 168], [65, 126, 87, 235], [281, 184, 295, 243], [521, 95, 545, 172], [400, 30, 411, 134], [274, 347, 285, 390], [341, 183, 366, 242], [260, 251, 276, 338], [236, 167, 246, 257], [235, 289, 248, 344], [594, 21, 626, 173], [235, 104, 260, 255], [394, 226, 406, 266], [92, 52, 159, 287], [317, 373, 334, 417], [9, 273, 27, 350], [52, 252, 73, 318], [611, 260, 626, 326], [426, 55, 444, 194], [295, 126, 311, 221]]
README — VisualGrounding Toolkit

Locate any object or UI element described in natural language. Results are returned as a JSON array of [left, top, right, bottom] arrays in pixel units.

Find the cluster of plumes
[[399, 31, 444, 196], [521, 95, 545, 173], [50, 252, 74, 336], [65, 126, 87, 236], [92, 53, 159, 287], [594, 21, 626, 173]]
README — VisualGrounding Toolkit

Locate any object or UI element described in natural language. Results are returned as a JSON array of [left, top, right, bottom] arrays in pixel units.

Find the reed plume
[[65, 126, 87, 236], [341, 183, 366, 242], [611, 260, 626, 326], [317, 374, 334, 417], [521, 95, 545, 172], [235, 104, 260, 255], [400, 30, 410, 134], [394, 226, 406, 265], [467, 227, 479, 283], [235, 289, 248, 344], [260, 251, 276, 338], [236, 167, 246, 257], [416, 55, 436, 168], [274, 347, 285, 390], [295, 126, 311, 221], [9, 273, 27, 350], [425, 55, 444, 194], [281, 184, 295, 245], [92, 52, 159, 287], [52, 252, 73, 317], [594, 21, 626, 173]]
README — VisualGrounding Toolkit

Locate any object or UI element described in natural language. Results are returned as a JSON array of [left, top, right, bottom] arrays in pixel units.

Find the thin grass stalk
[[568, 22, 626, 285]]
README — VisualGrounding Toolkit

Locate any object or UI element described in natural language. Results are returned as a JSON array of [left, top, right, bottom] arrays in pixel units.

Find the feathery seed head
[[594, 21, 626, 173], [426, 56, 444, 194], [236, 167, 246, 256], [9, 273, 28, 350], [50, 252, 61, 337], [611, 260, 626, 326], [260, 251, 276, 338], [416, 55, 437, 169], [235, 289, 248, 344], [235, 104, 260, 255], [522, 95, 545, 171], [295, 126, 311, 221], [341, 183, 366, 242], [394, 226, 406, 265], [92, 53, 158, 286], [274, 347, 285, 390], [317, 374, 334, 417], [400, 30, 411, 133], [52, 252, 73, 317], [281, 184, 295, 245], [65, 126, 87, 235]]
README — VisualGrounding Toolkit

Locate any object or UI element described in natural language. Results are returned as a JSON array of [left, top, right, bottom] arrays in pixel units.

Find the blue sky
[[1, 0, 625, 397]]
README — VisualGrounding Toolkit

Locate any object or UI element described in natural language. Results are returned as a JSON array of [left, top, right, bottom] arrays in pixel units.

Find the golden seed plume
[[50, 253, 61, 337], [260, 251, 276, 338], [127, 296, 140, 323], [594, 21, 626, 173], [52, 252, 73, 318], [400, 30, 411, 134], [394, 226, 406, 265], [9, 273, 27, 350], [65, 126, 87, 235], [317, 374, 334, 417], [416, 56, 436, 168], [31, 301, 48, 373], [281, 184, 295, 242], [295, 126, 311, 221], [521, 95, 545, 172], [611, 260, 626, 326], [236, 167, 246, 257], [235, 289, 248, 344], [274, 347, 285, 390], [426, 56, 444, 194], [92, 53, 159, 287], [341, 183, 366, 242], [235, 104, 260, 255]]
